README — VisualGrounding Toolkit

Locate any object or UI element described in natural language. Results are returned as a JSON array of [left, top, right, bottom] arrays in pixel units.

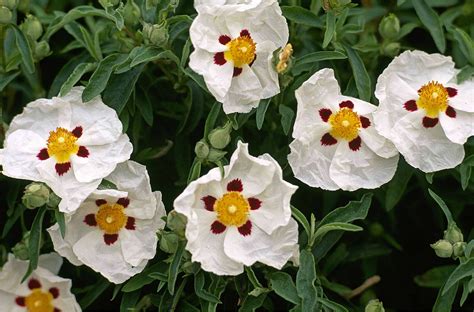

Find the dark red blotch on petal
[[422, 117, 439, 128], [321, 133, 338, 146], [319, 108, 332, 122], [445, 106, 456, 118], [103, 234, 119, 245], [339, 100, 354, 109], [233, 67, 243, 77], [55, 162, 71, 176], [227, 179, 243, 192], [28, 278, 41, 290], [77, 146, 89, 158], [238, 220, 252, 236], [218, 35, 231, 45], [214, 52, 226, 65], [360, 116, 371, 128], [54, 308, 62, 312], [211, 221, 226, 234], [95, 199, 107, 206], [248, 198, 261, 210], [15, 297, 25, 306], [125, 217, 136, 230], [71, 126, 83, 138], [49, 287, 60, 299], [249, 54, 256, 67], [37, 148, 49, 160], [240, 29, 250, 37], [446, 87, 457, 97], [117, 197, 130, 208], [84, 214, 97, 226], [202, 196, 217, 211], [349, 136, 362, 151], [404, 100, 418, 112]]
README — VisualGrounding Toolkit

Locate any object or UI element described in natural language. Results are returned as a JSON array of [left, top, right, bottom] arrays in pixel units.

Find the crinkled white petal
[[391, 110, 465, 172], [189, 14, 231, 53], [439, 110, 474, 145], [222, 65, 263, 114], [340, 96, 377, 115], [329, 141, 399, 191], [447, 79, 474, 113], [247, 41, 280, 99], [195, 0, 275, 15], [359, 120, 399, 158], [224, 218, 298, 269]]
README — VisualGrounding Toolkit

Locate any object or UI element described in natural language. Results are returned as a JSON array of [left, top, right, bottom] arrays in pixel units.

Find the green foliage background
[[0, 0, 473, 311]]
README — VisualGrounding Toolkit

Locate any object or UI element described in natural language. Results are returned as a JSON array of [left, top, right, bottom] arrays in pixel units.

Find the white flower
[[288, 68, 399, 191], [0, 87, 133, 213], [189, 0, 288, 114], [0, 253, 81, 312], [194, 0, 274, 14], [47, 161, 166, 284], [374, 50, 474, 172], [174, 141, 299, 276]]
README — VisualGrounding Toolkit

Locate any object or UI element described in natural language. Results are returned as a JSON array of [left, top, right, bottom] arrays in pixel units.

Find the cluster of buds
[[22, 182, 60, 210], [142, 22, 168, 47], [322, 0, 355, 14], [378, 14, 401, 57], [431, 223, 466, 259], [0, 0, 17, 24], [195, 121, 233, 164], [19, 14, 50, 60]]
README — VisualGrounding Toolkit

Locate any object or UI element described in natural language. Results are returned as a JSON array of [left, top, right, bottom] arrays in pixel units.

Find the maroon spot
[[227, 179, 243, 192], [117, 197, 130, 208], [54, 309, 62, 312], [103, 234, 119, 245], [37, 148, 49, 160], [238, 220, 252, 236], [55, 162, 71, 176], [84, 214, 97, 226], [248, 198, 261, 210], [233, 67, 243, 77], [202, 196, 217, 211], [321, 133, 338, 146], [15, 297, 25, 306], [360, 116, 371, 128], [218, 35, 231, 45], [71, 126, 83, 138], [210, 220, 226, 234], [28, 278, 41, 290], [319, 108, 332, 122], [95, 199, 107, 206], [349, 136, 362, 151], [422, 117, 439, 128], [214, 52, 226, 65], [445, 106, 456, 118], [403, 100, 418, 112], [446, 87, 457, 97], [125, 217, 136, 230], [49, 287, 59, 299], [339, 100, 354, 109], [77, 146, 89, 158], [240, 29, 250, 37], [249, 54, 256, 67]]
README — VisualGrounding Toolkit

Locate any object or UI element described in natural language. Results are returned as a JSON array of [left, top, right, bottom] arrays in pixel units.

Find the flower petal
[[447, 79, 474, 113], [439, 109, 474, 145]]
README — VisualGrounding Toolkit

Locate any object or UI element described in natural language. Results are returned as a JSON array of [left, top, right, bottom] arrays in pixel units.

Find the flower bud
[[159, 232, 179, 254], [365, 299, 385, 312], [382, 42, 400, 57], [0, 6, 12, 24], [34, 40, 50, 59], [12, 232, 31, 260], [378, 14, 400, 41], [123, 0, 140, 27], [208, 122, 232, 150], [143, 22, 169, 47], [16, 0, 28, 12], [166, 210, 186, 237], [453, 242, 466, 258], [0, 0, 17, 10], [444, 224, 463, 244], [47, 191, 61, 208], [276, 43, 293, 74], [369, 222, 384, 237], [431, 239, 453, 258], [99, 0, 119, 8], [20, 14, 43, 41], [207, 148, 227, 163], [194, 140, 210, 159], [322, 0, 352, 12], [22, 182, 50, 209]]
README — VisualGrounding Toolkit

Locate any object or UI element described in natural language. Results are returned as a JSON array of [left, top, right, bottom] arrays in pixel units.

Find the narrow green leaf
[[414, 265, 456, 288], [319, 193, 372, 227], [292, 206, 311, 241], [269, 272, 300, 304], [2, 205, 25, 239], [120, 290, 140, 312], [281, 6, 324, 29], [428, 189, 454, 225], [385, 160, 413, 211], [318, 297, 348, 312], [245, 266, 263, 289], [279, 104, 295, 135], [130, 47, 180, 67], [239, 293, 267, 312], [59, 63, 96, 97], [295, 51, 347, 66], [0, 71, 20, 92], [256, 98, 271, 130], [168, 240, 185, 295], [443, 259, 474, 295], [78, 278, 109, 309], [122, 262, 167, 292], [344, 45, 371, 101], [449, 27, 474, 65], [323, 12, 336, 48], [433, 281, 459, 312], [10, 24, 35, 74], [296, 250, 318, 312], [314, 222, 363, 240], [194, 271, 221, 303], [457, 65, 474, 84], [54, 210, 66, 238], [184, 67, 210, 94], [22, 206, 47, 282], [412, 0, 446, 53], [204, 102, 221, 138]]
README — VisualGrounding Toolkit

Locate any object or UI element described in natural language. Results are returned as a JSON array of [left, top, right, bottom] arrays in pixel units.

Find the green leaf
[[0, 71, 20, 92], [314, 222, 363, 240], [428, 189, 454, 225], [397, 22, 419, 40], [323, 12, 336, 48], [82, 53, 128, 102], [130, 47, 180, 67], [256, 98, 271, 130], [296, 250, 318, 312], [78, 278, 109, 309], [457, 65, 474, 84], [292, 206, 311, 242], [2, 205, 25, 239], [204, 102, 222, 138], [10, 24, 35, 74], [184, 67, 210, 94], [385, 160, 413, 211], [412, 0, 446, 53], [245, 266, 263, 289], [48, 52, 92, 97], [295, 51, 347, 66], [449, 26, 474, 65], [194, 270, 222, 304], [443, 259, 474, 295], [279, 104, 295, 135], [122, 262, 167, 292], [319, 193, 373, 227], [120, 290, 140, 312], [168, 240, 185, 295], [318, 297, 348, 312], [460, 155, 474, 190], [239, 293, 267, 312], [59, 62, 96, 97], [433, 281, 459, 312], [414, 265, 456, 288], [281, 6, 324, 29], [22, 206, 47, 282], [54, 210, 66, 238], [269, 272, 300, 304], [343, 45, 371, 101]]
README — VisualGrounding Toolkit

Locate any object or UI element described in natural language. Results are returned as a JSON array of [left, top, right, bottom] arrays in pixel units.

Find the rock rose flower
[[189, 0, 288, 114], [174, 141, 299, 276], [0, 87, 132, 213], [0, 253, 81, 312], [47, 161, 166, 284], [374, 50, 473, 172], [288, 68, 399, 191]]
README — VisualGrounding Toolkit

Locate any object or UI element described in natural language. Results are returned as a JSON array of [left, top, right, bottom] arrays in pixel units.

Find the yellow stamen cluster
[[416, 81, 449, 118], [214, 192, 250, 227], [25, 289, 54, 312], [46, 127, 79, 163], [96, 203, 127, 234], [224, 36, 256, 68], [329, 108, 361, 141]]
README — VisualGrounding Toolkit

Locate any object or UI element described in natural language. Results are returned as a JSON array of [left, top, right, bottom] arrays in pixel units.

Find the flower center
[[224, 35, 256, 68], [416, 81, 449, 118], [25, 289, 54, 312], [214, 191, 250, 227], [329, 108, 361, 141], [46, 127, 79, 164], [95, 203, 127, 234]]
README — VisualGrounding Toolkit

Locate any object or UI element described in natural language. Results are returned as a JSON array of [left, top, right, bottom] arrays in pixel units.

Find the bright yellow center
[[46, 127, 79, 163], [416, 81, 449, 118], [25, 289, 54, 312], [214, 192, 250, 227], [224, 36, 256, 68], [96, 203, 127, 234], [328, 108, 361, 141]]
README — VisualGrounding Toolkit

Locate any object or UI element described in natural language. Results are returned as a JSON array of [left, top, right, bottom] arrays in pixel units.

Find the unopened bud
[[166, 210, 187, 237], [0, 0, 17, 10], [123, 0, 140, 27], [444, 224, 463, 244], [431, 239, 453, 258], [322, 0, 352, 12], [379, 14, 400, 41], [16, 0, 28, 12], [365, 299, 385, 312], [0, 6, 12, 24], [22, 182, 50, 209], [20, 14, 43, 41], [143, 22, 168, 47], [159, 232, 179, 254], [208, 122, 232, 149], [369, 222, 384, 237], [207, 148, 227, 163], [12, 232, 31, 260], [382, 42, 400, 57], [195, 140, 210, 159], [276, 43, 293, 74], [34, 40, 50, 59], [47, 191, 61, 208], [452, 242, 466, 258]]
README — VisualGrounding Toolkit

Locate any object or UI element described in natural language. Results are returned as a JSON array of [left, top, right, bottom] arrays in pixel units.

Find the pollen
[[214, 192, 250, 227], [224, 35, 256, 68], [47, 127, 79, 163], [25, 289, 54, 312], [416, 81, 449, 118], [329, 108, 361, 141], [95, 202, 127, 234]]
